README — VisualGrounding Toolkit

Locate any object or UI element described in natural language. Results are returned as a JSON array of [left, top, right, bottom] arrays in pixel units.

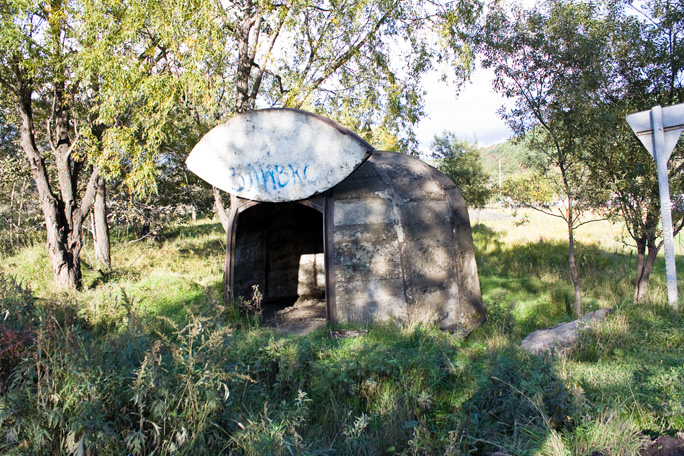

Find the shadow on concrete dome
[[226, 151, 486, 335], [331, 151, 485, 332]]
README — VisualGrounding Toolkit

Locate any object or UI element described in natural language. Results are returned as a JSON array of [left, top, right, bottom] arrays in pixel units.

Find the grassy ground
[[1, 210, 683, 455]]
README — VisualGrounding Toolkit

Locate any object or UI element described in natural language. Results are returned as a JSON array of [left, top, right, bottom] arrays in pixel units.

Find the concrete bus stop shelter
[[187, 108, 485, 334]]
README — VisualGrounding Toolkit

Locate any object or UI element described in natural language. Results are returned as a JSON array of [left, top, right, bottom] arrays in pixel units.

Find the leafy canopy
[[431, 132, 492, 208]]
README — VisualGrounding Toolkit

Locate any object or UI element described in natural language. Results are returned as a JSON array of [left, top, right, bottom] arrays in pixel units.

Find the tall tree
[[1, 0, 483, 287], [218, 0, 483, 224], [481, 0, 684, 304], [585, 0, 684, 301], [79, 0, 483, 230], [479, 0, 610, 316], [0, 0, 103, 289]]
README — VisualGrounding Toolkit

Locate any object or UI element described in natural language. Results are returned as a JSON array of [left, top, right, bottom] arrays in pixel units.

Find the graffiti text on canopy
[[228, 163, 314, 193]]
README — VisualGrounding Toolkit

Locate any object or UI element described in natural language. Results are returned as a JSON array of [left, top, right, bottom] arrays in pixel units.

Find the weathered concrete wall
[[333, 158, 408, 323], [332, 152, 485, 332]]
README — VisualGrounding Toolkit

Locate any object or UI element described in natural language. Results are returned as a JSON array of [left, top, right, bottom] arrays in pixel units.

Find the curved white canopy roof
[[186, 108, 373, 202]]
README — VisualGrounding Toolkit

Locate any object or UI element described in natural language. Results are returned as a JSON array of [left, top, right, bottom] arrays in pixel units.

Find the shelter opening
[[232, 202, 325, 319]]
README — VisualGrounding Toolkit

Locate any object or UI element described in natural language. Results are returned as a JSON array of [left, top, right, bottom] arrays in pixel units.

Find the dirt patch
[[641, 436, 684, 456], [261, 296, 327, 336], [588, 435, 684, 456]]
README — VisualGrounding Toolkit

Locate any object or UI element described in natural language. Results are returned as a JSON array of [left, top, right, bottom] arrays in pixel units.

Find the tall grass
[[1, 213, 683, 455]]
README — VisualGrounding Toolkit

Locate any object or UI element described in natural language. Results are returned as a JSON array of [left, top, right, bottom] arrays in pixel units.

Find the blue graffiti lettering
[[289, 165, 303, 184], [260, 167, 277, 191], [229, 163, 312, 194], [246, 164, 259, 190], [275, 165, 289, 188]]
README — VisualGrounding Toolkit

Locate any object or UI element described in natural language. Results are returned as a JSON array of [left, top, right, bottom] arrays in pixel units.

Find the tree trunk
[[14, 70, 97, 290], [567, 218, 582, 317], [635, 237, 661, 301], [632, 205, 663, 301], [235, 1, 260, 113], [210, 4, 259, 233], [208, 2, 267, 233], [561, 166, 582, 317], [634, 239, 647, 301], [93, 175, 111, 269]]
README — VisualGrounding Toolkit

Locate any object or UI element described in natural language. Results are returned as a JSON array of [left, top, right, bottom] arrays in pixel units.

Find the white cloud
[[417, 65, 514, 152]]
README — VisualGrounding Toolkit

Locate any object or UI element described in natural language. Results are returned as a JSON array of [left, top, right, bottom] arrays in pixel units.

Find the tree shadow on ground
[[457, 343, 574, 455], [214, 315, 576, 455]]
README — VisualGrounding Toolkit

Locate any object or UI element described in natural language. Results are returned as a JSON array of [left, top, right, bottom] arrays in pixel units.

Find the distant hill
[[481, 140, 531, 183]]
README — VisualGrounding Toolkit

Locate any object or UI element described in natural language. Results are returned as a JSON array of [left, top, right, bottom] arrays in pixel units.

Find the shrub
[[0, 292, 249, 455]]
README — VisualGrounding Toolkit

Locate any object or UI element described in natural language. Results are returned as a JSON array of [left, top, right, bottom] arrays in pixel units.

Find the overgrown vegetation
[[1, 214, 683, 455]]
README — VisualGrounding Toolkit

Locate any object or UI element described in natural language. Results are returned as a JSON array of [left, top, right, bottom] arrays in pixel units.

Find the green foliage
[[500, 175, 554, 208], [431, 132, 492, 208], [1, 0, 485, 290], [77, 0, 483, 179], [0, 297, 242, 454], [478, 0, 624, 315], [123, 311, 246, 455], [479, 0, 684, 302], [578, 0, 684, 299], [106, 162, 214, 241]]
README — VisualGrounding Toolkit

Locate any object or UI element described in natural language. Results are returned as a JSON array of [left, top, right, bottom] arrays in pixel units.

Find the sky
[[414, 0, 541, 154], [415, 65, 515, 153]]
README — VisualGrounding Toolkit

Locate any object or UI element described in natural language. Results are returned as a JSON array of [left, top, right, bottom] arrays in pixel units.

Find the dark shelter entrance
[[232, 202, 326, 331]]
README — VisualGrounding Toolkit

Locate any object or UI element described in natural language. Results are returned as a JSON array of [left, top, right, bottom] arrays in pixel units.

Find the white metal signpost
[[626, 103, 684, 309]]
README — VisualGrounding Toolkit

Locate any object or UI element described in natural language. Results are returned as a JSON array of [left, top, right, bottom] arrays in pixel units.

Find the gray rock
[[521, 308, 612, 355]]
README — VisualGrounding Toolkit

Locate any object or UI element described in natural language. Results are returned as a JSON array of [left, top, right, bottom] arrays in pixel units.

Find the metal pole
[[499, 159, 502, 202], [651, 106, 679, 308]]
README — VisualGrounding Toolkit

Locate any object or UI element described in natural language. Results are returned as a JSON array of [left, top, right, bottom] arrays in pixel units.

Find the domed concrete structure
[[225, 151, 485, 333]]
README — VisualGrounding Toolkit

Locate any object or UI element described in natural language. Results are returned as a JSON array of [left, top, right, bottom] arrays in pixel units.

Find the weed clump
[[0, 287, 248, 455], [0, 275, 36, 394]]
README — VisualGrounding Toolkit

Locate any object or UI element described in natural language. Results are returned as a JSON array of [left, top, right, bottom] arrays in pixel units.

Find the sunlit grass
[[470, 206, 684, 255], [0, 218, 226, 327]]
